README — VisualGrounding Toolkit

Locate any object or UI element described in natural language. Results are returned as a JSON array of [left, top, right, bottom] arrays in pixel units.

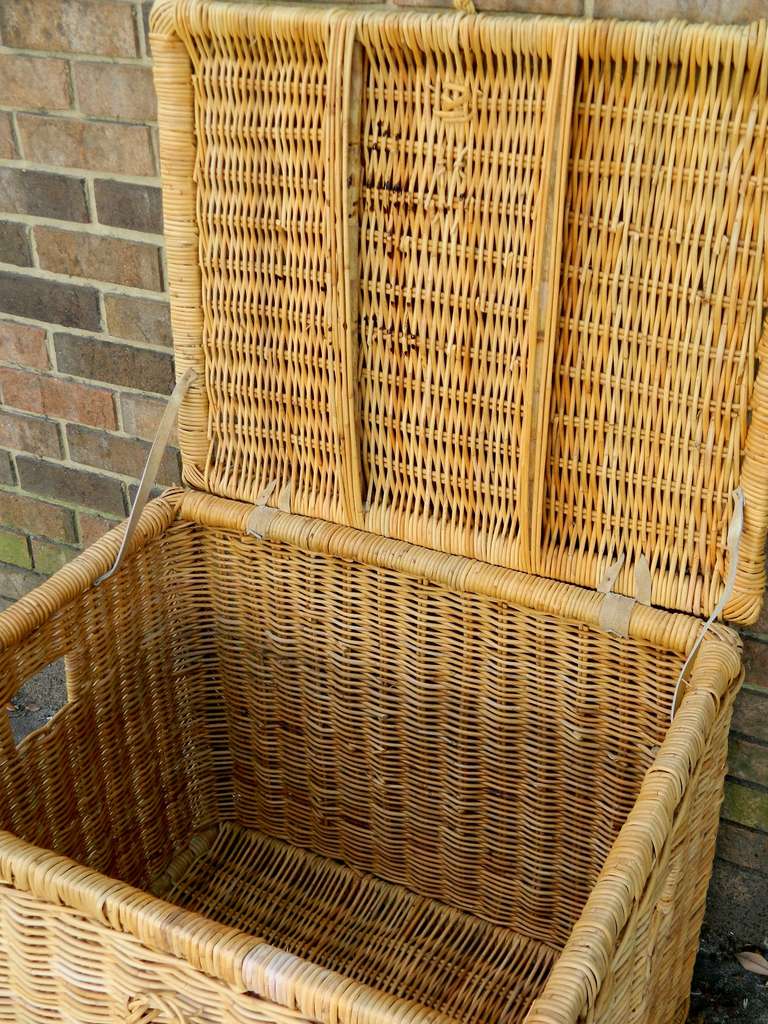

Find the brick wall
[[0, 0, 766, 940]]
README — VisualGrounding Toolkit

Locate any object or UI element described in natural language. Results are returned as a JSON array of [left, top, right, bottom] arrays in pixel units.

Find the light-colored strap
[[670, 487, 745, 720], [96, 368, 198, 585], [597, 553, 652, 637]]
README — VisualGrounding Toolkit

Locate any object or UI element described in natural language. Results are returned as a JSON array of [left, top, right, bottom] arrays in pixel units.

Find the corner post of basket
[[95, 367, 199, 586]]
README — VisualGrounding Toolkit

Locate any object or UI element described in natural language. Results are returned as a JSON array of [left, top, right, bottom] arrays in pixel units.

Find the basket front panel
[[0, 886, 310, 1024], [199, 525, 684, 947]]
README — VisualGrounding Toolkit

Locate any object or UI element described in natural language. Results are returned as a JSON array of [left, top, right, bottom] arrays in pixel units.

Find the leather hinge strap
[[670, 487, 745, 719], [597, 553, 652, 637], [96, 368, 198, 585]]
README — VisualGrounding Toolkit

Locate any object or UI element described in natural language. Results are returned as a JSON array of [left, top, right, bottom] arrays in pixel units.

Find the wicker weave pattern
[[355, 16, 569, 566], [541, 21, 768, 619], [0, 498, 743, 1023], [170, 6, 362, 523], [156, 2, 768, 622]]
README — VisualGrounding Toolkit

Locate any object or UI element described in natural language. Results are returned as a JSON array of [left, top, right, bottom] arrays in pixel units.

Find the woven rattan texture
[[355, 17, 565, 566], [155, 3, 768, 622], [541, 21, 768, 619], [0, 500, 741, 1022], [158, 823, 558, 1023]]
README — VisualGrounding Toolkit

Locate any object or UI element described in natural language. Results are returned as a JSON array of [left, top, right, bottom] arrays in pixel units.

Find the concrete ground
[[2, 610, 765, 1022]]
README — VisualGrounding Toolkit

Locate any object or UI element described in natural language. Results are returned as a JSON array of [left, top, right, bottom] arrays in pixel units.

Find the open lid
[[151, 1, 768, 625]]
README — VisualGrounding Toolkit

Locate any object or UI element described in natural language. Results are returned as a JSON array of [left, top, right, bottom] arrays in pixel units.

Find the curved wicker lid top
[[151, 1, 768, 624]]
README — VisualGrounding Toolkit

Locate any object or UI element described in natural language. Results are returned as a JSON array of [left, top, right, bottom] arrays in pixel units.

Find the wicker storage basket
[[0, 3, 767, 1023]]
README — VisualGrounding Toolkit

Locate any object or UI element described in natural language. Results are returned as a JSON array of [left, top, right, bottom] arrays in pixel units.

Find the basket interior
[[0, 518, 685, 1022]]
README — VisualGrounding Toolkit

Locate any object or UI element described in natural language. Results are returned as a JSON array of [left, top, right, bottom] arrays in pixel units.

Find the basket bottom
[[151, 823, 559, 1023]]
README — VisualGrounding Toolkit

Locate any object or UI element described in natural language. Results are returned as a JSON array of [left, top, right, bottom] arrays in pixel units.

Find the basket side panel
[[541, 21, 768, 620], [0, 521, 220, 889]]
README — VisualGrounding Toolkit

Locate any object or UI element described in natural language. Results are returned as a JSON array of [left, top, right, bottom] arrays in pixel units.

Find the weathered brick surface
[[0, 529, 31, 569], [0, 321, 49, 370], [728, 736, 768, 788], [0, 564, 42, 601], [30, 537, 77, 575], [0, 492, 76, 543], [16, 456, 125, 516], [54, 333, 174, 394], [103, 293, 172, 347], [732, 686, 768, 742], [17, 115, 155, 177], [0, 114, 18, 161], [0, 54, 71, 112], [35, 226, 163, 291], [0, 222, 32, 267], [716, 820, 768, 873], [0, 367, 117, 429], [78, 510, 118, 546], [0, 408, 62, 459], [0, 271, 100, 331], [73, 62, 156, 122], [0, 168, 89, 222], [722, 780, 768, 832], [0, 0, 138, 58], [591, 0, 765, 18], [0, 452, 15, 487], [94, 180, 163, 234], [120, 392, 173, 441], [67, 423, 179, 484]]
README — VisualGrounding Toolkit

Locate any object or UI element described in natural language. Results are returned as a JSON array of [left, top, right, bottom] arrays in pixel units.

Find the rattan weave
[[159, 3, 768, 622], [0, 2, 764, 1023]]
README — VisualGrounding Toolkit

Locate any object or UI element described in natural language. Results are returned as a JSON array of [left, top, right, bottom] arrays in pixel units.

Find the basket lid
[[151, 1, 768, 624]]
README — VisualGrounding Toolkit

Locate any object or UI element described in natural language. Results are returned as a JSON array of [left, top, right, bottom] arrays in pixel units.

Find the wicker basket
[[0, 3, 766, 1023]]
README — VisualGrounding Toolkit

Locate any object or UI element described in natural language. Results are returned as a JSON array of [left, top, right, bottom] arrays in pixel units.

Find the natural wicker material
[[158, 2, 768, 623], [0, 2, 763, 1023], [0, 494, 742, 1023]]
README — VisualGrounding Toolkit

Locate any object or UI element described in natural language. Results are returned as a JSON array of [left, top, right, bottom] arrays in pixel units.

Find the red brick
[[395, 0, 580, 7], [73, 62, 156, 122], [53, 333, 174, 395], [17, 115, 154, 177], [78, 510, 118, 546], [0, 113, 17, 160], [0, 270, 100, 331], [16, 456, 125, 516], [67, 424, 179, 485], [0, 408, 62, 459], [592, 0, 764, 19], [0, 168, 89, 222], [0, 452, 15, 486], [0, 529, 32, 569], [103, 293, 171, 347], [0, 0, 138, 58], [0, 564, 43, 601], [0, 54, 70, 112], [0, 321, 49, 370], [35, 226, 163, 291], [716, 821, 768, 874], [30, 538, 77, 575], [94, 180, 163, 235], [0, 492, 76, 544], [743, 636, 768, 692], [0, 222, 32, 268], [120, 392, 175, 442], [732, 687, 768, 743], [0, 367, 116, 429]]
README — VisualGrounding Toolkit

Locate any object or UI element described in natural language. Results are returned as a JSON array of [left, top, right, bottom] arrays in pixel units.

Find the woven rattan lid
[[151, 2, 768, 625]]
